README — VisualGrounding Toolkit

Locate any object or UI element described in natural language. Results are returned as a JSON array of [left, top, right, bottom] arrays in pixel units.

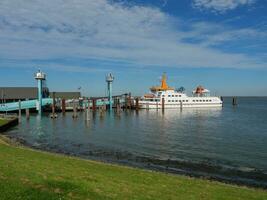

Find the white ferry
[[139, 73, 223, 109]]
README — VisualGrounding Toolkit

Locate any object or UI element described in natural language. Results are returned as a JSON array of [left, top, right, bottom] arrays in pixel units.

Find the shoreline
[[1, 133, 267, 190], [0, 135, 267, 199]]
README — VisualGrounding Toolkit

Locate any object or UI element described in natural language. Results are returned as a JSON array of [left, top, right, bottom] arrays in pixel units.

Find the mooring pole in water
[[18, 100, 21, 123], [92, 99, 96, 112], [125, 95, 127, 109], [72, 100, 78, 118], [162, 98, 165, 111], [26, 108, 30, 120], [51, 92, 56, 118], [85, 99, 90, 121], [128, 92, 132, 109], [25, 98, 30, 120], [135, 98, 139, 111], [232, 97, 237, 106], [62, 99, 66, 115], [117, 98, 121, 112], [86, 99, 90, 121]]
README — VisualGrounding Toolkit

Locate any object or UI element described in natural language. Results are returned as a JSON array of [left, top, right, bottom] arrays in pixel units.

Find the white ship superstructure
[[139, 73, 223, 109]]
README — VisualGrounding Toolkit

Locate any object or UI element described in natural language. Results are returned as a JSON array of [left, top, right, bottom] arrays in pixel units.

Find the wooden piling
[[85, 99, 90, 121], [18, 100, 21, 123], [26, 98, 30, 120], [51, 92, 56, 118], [62, 99, 66, 115], [232, 97, 237, 106], [87, 99, 90, 112], [114, 98, 120, 113], [123, 94, 126, 109], [135, 98, 139, 111], [72, 101, 78, 118], [128, 93, 132, 109], [92, 99, 96, 111], [26, 108, 30, 120]]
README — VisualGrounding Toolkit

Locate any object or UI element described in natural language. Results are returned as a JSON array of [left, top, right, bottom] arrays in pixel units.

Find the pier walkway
[[0, 98, 53, 112]]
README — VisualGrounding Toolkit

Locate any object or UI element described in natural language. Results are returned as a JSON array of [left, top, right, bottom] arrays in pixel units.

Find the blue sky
[[0, 0, 266, 96]]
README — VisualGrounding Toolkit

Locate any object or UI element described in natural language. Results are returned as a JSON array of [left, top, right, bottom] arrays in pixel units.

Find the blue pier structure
[[35, 70, 46, 115], [106, 73, 114, 112]]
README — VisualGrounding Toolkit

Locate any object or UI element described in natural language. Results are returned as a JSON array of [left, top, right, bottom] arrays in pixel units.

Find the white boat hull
[[139, 96, 223, 109], [139, 102, 222, 109]]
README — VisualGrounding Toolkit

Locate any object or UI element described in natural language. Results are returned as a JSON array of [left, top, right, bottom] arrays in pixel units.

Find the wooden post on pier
[[135, 98, 139, 111], [128, 93, 132, 109], [116, 98, 121, 112], [62, 99, 66, 115], [87, 99, 90, 112], [92, 99, 96, 111], [86, 99, 90, 121], [162, 98, 165, 111], [72, 100, 78, 118], [124, 94, 128, 110], [18, 100, 21, 123], [51, 92, 56, 118], [232, 97, 237, 106], [26, 108, 30, 120], [26, 98, 30, 120]]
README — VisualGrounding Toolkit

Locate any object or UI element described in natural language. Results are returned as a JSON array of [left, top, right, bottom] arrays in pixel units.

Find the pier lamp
[[34, 70, 46, 115], [106, 73, 114, 112]]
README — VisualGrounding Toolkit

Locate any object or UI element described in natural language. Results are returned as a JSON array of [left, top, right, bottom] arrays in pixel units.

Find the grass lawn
[[0, 137, 266, 200], [0, 118, 9, 126]]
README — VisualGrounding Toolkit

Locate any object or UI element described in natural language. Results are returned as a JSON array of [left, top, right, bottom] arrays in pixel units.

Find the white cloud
[[0, 0, 265, 71], [193, 0, 256, 12]]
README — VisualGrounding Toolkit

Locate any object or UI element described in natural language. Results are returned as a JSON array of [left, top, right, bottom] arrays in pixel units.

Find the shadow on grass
[[0, 178, 110, 200]]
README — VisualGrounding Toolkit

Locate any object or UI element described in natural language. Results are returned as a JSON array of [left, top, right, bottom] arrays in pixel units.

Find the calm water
[[4, 97, 267, 187]]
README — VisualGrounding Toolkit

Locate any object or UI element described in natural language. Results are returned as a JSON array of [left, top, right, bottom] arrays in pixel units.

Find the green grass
[[0, 138, 266, 200], [0, 118, 9, 126]]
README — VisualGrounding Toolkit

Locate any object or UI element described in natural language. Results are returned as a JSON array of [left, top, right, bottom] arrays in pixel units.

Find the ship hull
[[139, 98, 223, 109]]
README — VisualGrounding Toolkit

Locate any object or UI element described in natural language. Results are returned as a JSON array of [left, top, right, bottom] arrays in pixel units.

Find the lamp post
[[106, 73, 114, 112], [34, 70, 46, 115]]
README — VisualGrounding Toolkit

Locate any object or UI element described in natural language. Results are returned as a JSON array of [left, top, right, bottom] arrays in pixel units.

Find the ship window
[[168, 100, 171, 102], [196, 100, 198, 102], [175, 100, 178, 102], [186, 100, 188, 102], [168, 95, 171, 97], [175, 95, 178, 97], [209, 100, 212, 102], [171, 95, 174, 97], [162, 95, 165, 97]]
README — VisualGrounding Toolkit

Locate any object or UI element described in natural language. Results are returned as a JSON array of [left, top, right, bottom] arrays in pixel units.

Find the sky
[[0, 0, 266, 96]]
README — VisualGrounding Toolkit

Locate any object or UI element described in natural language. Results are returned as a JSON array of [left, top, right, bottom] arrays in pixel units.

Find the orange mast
[[150, 73, 174, 92]]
